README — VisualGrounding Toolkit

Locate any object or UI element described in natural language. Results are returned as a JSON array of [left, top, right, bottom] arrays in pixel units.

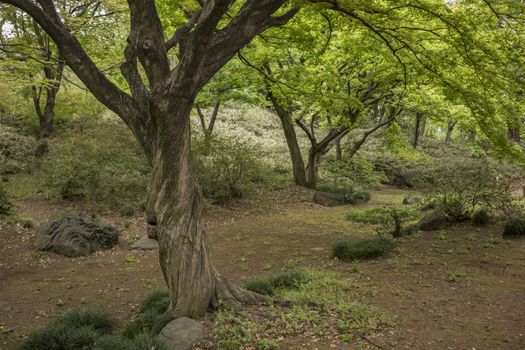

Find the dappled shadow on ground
[[1, 185, 524, 349]]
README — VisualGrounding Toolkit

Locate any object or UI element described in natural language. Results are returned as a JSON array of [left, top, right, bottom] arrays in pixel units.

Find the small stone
[[311, 247, 324, 252], [130, 235, 159, 250], [159, 317, 204, 350]]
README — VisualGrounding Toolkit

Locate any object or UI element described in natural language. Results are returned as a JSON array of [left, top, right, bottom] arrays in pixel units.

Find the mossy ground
[[1, 185, 524, 349]]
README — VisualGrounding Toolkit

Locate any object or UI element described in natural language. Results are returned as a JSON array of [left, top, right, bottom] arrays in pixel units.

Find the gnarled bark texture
[[3, 0, 294, 318]]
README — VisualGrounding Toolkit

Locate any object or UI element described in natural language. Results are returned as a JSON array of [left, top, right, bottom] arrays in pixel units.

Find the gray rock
[[313, 191, 346, 207], [403, 196, 421, 205], [34, 216, 119, 257], [418, 211, 449, 231], [159, 317, 203, 350], [130, 235, 159, 250]]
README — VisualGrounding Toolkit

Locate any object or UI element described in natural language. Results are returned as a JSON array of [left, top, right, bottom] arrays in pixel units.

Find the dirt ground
[[1, 185, 524, 349]]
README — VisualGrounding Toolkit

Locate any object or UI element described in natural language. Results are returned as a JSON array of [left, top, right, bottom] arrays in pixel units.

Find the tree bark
[[267, 91, 308, 186], [305, 148, 321, 188], [445, 120, 456, 144], [412, 112, 423, 149], [335, 139, 342, 161]]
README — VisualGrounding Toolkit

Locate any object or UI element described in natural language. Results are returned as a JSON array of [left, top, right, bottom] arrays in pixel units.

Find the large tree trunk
[[150, 99, 265, 317], [305, 148, 321, 189]]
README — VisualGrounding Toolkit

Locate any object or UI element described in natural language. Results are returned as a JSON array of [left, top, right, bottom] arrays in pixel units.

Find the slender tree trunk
[[150, 99, 265, 317], [268, 93, 307, 186], [413, 113, 422, 149], [445, 120, 456, 144], [335, 139, 342, 161]]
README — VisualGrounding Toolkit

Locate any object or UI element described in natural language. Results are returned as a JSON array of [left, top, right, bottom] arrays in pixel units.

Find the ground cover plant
[[332, 238, 394, 261]]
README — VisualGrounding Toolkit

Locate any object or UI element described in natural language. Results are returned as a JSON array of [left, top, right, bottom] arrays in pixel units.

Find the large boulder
[[313, 191, 346, 207], [35, 216, 119, 257], [418, 211, 449, 231], [159, 317, 204, 350]]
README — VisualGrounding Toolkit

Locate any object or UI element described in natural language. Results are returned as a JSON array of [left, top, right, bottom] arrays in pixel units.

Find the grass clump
[[332, 237, 394, 261], [503, 218, 525, 236], [346, 206, 418, 225], [93, 334, 169, 350], [18, 309, 114, 350], [472, 209, 490, 226], [245, 270, 308, 296], [123, 290, 173, 339]]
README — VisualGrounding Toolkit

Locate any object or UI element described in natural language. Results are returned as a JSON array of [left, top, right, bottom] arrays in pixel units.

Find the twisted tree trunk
[[150, 98, 266, 316]]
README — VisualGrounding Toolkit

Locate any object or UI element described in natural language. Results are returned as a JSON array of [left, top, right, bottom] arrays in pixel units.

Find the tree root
[[211, 274, 271, 310]]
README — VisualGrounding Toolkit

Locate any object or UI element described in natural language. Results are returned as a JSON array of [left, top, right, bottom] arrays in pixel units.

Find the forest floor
[[1, 185, 524, 350]]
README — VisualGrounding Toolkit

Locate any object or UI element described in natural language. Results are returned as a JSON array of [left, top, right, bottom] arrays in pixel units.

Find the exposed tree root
[[211, 274, 271, 310]]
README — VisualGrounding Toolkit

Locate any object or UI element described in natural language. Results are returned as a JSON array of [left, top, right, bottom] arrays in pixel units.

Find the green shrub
[[0, 124, 36, 175], [320, 158, 385, 191], [503, 218, 525, 236], [417, 158, 512, 222], [245, 270, 309, 296], [39, 121, 149, 212], [332, 238, 394, 261], [344, 189, 371, 204], [472, 209, 490, 226], [193, 135, 273, 203], [346, 206, 419, 225], [18, 309, 113, 350], [0, 184, 12, 216], [402, 223, 419, 236]]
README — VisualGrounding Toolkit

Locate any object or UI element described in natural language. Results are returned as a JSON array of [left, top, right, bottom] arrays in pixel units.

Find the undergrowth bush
[[332, 237, 393, 261], [193, 135, 273, 203], [503, 218, 525, 236], [0, 124, 36, 175], [320, 158, 385, 191], [416, 158, 512, 222], [0, 184, 12, 216], [245, 270, 308, 296], [472, 209, 490, 226], [39, 121, 149, 212]]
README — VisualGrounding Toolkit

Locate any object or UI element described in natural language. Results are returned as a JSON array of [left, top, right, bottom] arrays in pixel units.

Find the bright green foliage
[[244, 271, 309, 296], [503, 218, 525, 236], [332, 238, 394, 261], [321, 158, 386, 190], [472, 209, 490, 226], [193, 135, 272, 203]]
